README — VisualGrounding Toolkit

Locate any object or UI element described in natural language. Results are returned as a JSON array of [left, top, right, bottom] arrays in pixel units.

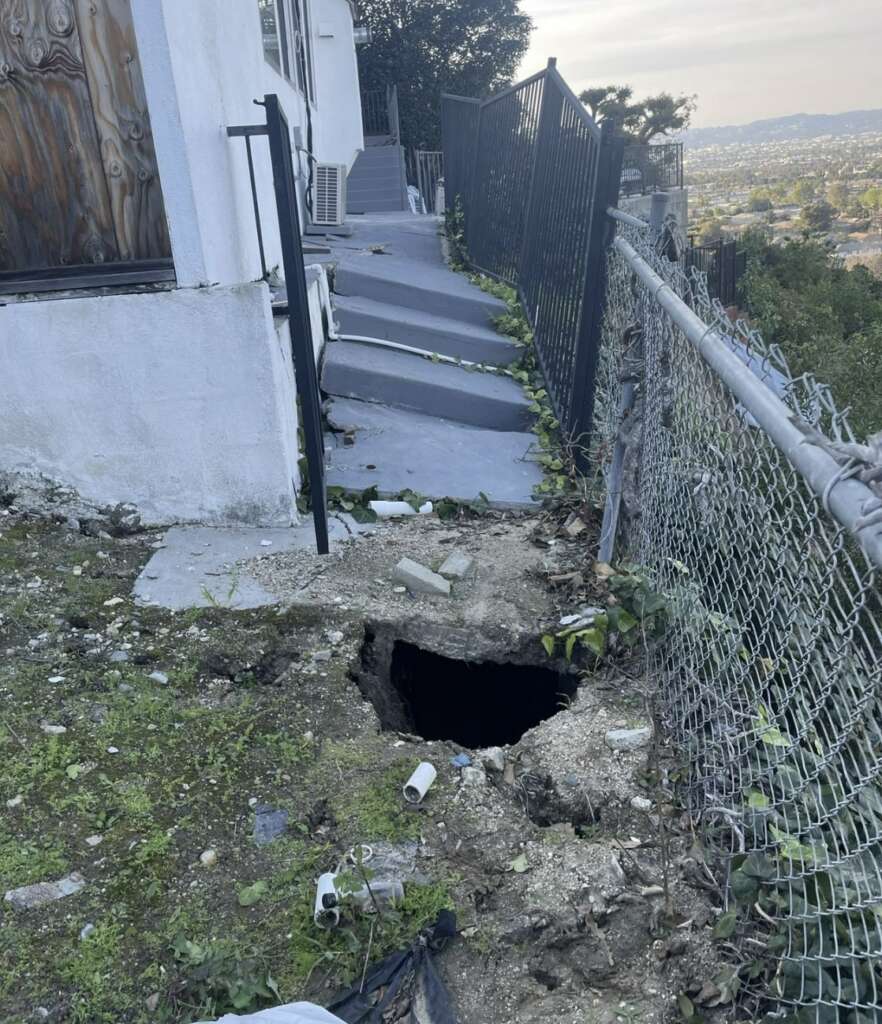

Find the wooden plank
[[0, 0, 119, 272], [73, 0, 170, 261]]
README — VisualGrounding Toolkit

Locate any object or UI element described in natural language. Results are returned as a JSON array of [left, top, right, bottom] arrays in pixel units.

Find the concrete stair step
[[347, 197, 409, 213], [333, 254, 508, 328], [333, 294, 520, 367], [321, 340, 533, 431], [325, 397, 542, 508]]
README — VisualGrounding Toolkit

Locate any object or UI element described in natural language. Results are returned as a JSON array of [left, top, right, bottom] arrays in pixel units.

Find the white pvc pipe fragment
[[613, 235, 882, 571], [313, 872, 340, 928], [403, 761, 437, 804]]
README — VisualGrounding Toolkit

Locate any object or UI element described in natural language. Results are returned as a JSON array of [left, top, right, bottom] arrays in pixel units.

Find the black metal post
[[569, 118, 626, 467], [263, 93, 330, 555]]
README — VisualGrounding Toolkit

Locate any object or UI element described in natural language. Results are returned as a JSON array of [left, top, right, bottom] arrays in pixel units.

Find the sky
[[517, 0, 882, 129]]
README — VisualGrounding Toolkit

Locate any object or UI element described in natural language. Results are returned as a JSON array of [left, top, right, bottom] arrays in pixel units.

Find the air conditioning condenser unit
[[313, 164, 347, 227]]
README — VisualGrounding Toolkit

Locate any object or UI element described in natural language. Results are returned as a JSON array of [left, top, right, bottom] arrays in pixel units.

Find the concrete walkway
[[311, 214, 544, 507]]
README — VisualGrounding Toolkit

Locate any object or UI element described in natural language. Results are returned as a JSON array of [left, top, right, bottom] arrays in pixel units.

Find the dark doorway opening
[[357, 635, 577, 748]]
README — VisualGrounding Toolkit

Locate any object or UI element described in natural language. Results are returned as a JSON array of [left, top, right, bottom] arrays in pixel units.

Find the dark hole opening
[[384, 640, 578, 748]]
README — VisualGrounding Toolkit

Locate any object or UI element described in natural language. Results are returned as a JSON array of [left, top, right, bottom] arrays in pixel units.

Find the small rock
[[106, 746, 119, 754], [461, 766, 487, 787], [450, 753, 472, 768], [109, 650, 129, 663], [117, 682, 133, 693], [48, 675, 65, 684], [85, 835, 103, 847], [392, 558, 450, 597], [325, 630, 344, 645], [480, 747, 506, 773], [312, 650, 332, 663], [145, 993, 160, 1013], [438, 550, 475, 580], [40, 722, 67, 735], [79, 922, 96, 941], [66, 516, 81, 531], [88, 705, 108, 725], [148, 671, 169, 685], [392, 585, 407, 594], [199, 849, 218, 867], [631, 796, 653, 812], [253, 805, 289, 846], [605, 727, 652, 752], [5, 872, 86, 910], [6, 795, 23, 809], [103, 597, 124, 608]]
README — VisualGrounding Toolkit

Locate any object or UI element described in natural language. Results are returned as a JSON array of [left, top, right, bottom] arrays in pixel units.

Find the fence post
[[569, 119, 626, 467]]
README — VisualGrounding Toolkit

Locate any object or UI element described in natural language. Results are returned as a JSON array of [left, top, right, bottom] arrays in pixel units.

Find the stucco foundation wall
[[0, 283, 300, 526]]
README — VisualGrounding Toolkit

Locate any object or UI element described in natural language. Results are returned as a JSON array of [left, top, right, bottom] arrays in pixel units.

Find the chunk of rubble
[[438, 550, 475, 580], [605, 727, 652, 752], [5, 873, 85, 910], [392, 558, 450, 597]]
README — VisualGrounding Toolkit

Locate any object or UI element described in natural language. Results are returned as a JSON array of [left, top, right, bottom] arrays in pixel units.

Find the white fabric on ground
[[195, 1003, 346, 1024]]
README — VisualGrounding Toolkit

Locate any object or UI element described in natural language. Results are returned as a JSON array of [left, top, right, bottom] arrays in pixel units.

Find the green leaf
[[565, 633, 578, 662], [578, 626, 606, 657], [712, 910, 737, 939], [541, 634, 556, 657], [748, 790, 770, 810], [66, 763, 83, 780], [237, 880, 269, 907], [508, 853, 529, 873], [677, 993, 696, 1021]]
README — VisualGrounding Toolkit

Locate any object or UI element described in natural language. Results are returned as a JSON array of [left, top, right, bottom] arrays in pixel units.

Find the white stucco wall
[[312, 0, 364, 169], [0, 284, 301, 525], [132, 0, 363, 287]]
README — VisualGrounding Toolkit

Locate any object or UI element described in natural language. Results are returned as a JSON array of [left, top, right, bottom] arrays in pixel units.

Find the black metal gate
[[228, 95, 329, 554]]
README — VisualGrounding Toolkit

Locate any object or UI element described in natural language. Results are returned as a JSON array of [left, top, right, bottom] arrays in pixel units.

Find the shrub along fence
[[441, 59, 625, 461]]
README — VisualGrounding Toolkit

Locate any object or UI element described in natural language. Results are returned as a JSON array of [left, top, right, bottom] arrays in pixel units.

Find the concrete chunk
[[392, 558, 451, 596], [438, 550, 475, 580], [605, 727, 652, 753], [5, 872, 85, 910]]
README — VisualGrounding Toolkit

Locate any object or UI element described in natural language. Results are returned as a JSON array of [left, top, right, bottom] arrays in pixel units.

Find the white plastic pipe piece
[[403, 762, 437, 804], [369, 500, 434, 518], [314, 872, 340, 928]]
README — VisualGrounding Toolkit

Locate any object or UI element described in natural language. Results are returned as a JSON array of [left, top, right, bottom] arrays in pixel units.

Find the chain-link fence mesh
[[595, 217, 882, 1023]]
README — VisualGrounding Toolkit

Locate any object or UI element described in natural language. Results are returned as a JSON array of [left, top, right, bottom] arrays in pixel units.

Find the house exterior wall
[[0, 2, 357, 527], [0, 284, 300, 526]]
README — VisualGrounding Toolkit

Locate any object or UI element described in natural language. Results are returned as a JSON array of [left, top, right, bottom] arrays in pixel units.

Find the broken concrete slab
[[392, 558, 450, 597], [5, 873, 85, 910], [438, 550, 475, 580], [132, 519, 372, 612]]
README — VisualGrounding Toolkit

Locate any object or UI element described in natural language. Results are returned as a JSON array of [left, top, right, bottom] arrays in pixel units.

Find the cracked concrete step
[[332, 294, 521, 367], [333, 253, 508, 328], [325, 397, 543, 507], [322, 340, 534, 431]]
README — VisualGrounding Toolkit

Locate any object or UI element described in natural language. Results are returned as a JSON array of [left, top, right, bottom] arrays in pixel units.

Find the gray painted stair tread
[[325, 398, 542, 508], [334, 253, 508, 326], [332, 294, 520, 365], [322, 340, 533, 431]]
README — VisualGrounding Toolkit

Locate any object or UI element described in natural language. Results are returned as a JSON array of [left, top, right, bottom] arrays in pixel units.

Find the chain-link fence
[[596, 211, 882, 1022]]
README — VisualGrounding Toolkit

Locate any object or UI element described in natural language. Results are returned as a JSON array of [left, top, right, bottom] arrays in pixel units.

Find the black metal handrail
[[620, 142, 683, 195], [441, 59, 624, 461], [227, 97, 329, 554]]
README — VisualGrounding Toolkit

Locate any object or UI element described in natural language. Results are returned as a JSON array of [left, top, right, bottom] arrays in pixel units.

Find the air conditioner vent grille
[[314, 164, 347, 227]]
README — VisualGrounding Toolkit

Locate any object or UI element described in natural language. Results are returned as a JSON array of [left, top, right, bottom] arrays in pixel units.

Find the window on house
[[259, 0, 314, 103]]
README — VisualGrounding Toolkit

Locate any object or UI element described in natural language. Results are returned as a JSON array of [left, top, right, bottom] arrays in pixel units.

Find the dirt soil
[[0, 497, 736, 1024]]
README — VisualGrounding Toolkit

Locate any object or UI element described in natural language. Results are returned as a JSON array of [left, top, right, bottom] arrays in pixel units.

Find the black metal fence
[[406, 150, 444, 214], [686, 237, 746, 307], [441, 60, 625, 456], [361, 85, 400, 142], [620, 142, 683, 195]]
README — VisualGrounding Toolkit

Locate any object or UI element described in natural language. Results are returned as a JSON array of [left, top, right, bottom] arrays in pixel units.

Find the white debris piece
[[5, 873, 86, 910], [392, 558, 450, 597], [438, 550, 475, 580]]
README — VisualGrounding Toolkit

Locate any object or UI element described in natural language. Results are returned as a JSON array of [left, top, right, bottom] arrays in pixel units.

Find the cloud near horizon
[[518, 0, 882, 128]]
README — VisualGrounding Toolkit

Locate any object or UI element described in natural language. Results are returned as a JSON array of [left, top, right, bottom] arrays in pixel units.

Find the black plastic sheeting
[[326, 912, 458, 1024]]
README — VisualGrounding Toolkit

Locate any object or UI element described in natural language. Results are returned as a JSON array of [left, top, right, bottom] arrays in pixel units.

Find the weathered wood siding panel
[[74, 0, 170, 261], [0, 0, 118, 271], [0, 0, 170, 277]]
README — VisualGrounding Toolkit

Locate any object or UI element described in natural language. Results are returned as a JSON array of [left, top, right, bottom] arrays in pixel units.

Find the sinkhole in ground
[[354, 629, 578, 748]]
